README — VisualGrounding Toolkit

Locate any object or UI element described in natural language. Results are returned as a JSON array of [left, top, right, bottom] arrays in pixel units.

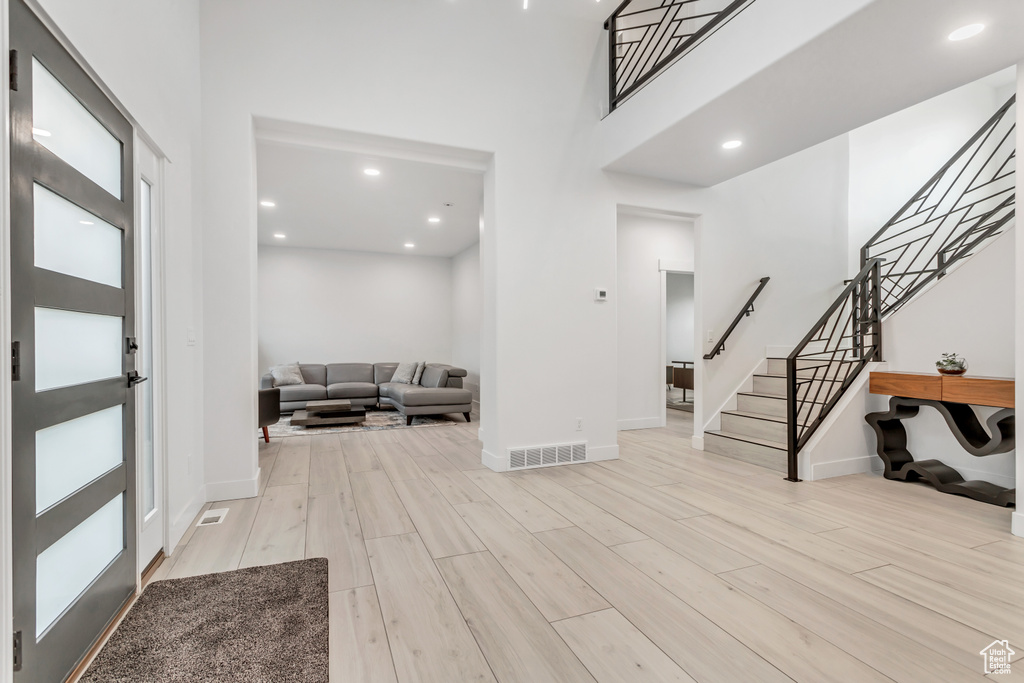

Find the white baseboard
[[478, 426, 484, 441], [809, 455, 882, 481], [1013, 512, 1024, 538], [691, 435, 704, 451], [617, 417, 663, 431], [205, 471, 260, 503], [587, 444, 619, 462], [482, 448, 505, 473], [168, 484, 207, 552], [952, 465, 1015, 490]]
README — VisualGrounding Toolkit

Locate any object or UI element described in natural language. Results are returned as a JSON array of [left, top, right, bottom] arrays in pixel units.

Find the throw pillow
[[391, 361, 418, 384], [270, 363, 304, 386], [412, 362, 426, 385]]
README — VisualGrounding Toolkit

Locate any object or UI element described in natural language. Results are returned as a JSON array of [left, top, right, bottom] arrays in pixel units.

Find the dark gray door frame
[[10, 0, 137, 680]]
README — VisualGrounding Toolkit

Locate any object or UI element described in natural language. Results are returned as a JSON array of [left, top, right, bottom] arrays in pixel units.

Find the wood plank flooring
[[151, 409, 1024, 682]]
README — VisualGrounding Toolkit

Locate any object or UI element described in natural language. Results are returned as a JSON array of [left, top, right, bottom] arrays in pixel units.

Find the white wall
[[452, 243, 481, 402], [666, 273, 695, 363], [258, 246, 453, 371], [848, 75, 1006, 274], [616, 213, 694, 430], [199, 0, 645, 480], [32, 0, 206, 547]]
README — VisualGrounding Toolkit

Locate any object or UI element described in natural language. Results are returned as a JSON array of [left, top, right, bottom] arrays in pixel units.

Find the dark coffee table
[[291, 399, 367, 427]]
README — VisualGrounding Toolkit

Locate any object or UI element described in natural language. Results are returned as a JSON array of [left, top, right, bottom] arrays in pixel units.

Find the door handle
[[127, 371, 149, 387]]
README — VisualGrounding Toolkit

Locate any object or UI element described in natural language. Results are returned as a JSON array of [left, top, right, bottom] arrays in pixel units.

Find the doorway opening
[[666, 272, 694, 413], [615, 206, 697, 433], [252, 120, 487, 442]]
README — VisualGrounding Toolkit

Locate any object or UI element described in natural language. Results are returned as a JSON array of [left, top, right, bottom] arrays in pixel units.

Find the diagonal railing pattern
[[863, 95, 1016, 317], [785, 260, 881, 481], [786, 96, 1016, 481], [605, 0, 756, 111]]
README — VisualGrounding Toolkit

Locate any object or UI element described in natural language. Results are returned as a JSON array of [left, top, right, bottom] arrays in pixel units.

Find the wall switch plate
[[707, 329, 715, 344], [594, 288, 608, 302], [187, 327, 197, 346], [576, 418, 583, 431]]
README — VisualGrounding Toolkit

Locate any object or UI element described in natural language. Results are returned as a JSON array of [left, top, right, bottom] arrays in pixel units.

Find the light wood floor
[[152, 410, 1024, 682]]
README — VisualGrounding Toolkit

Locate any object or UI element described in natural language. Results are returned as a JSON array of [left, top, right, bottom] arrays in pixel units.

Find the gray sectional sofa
[[260, 362, 472, 424]]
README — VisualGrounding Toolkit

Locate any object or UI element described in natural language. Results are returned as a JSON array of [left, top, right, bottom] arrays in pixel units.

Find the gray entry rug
[[81, 558, 328, 683], [265, 406, 464, 439]]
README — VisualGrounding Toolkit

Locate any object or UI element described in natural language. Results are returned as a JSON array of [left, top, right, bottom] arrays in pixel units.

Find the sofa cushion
[[299, 364, 327, 386], [419, 365, 449, 389], [326, 363, 373, 385], [374, 363, 399, 384], [327, 382, 379, 399], [412, 362, 426, 385], [270, 363, 303, 386], [391, 361, 418, 384], [279, 383, 328, 402], [384, 384, 472, 407]]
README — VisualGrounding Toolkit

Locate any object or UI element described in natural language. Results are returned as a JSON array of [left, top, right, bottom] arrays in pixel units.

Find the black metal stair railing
[[786, 95, 1016, 481], [863, 95, 1016, 316], [785, 259, 882, 481], [605, 0, 756, 111], [704, 276, 769, 360]]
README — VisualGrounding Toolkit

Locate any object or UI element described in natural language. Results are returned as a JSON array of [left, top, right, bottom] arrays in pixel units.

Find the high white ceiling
[[605, 0, 1024, 186], [256, 140, 482, 257]]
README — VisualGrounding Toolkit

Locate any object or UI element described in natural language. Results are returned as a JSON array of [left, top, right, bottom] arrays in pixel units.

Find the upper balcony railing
[[605, 0, 757, 111]]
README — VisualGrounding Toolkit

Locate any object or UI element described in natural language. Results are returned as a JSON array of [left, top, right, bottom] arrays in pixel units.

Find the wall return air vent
[[508, 442, 587, 470]]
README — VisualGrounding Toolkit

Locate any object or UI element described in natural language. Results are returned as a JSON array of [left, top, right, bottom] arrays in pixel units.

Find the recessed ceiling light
[[428, 217, 441, 224], [260, 200, 276, 208], [404, 242, 415, 248], [80, 220, 94, 225], [32, 127, 51, 137], [722, 140, 743, 150], [273, 233, 286, 239], [948, 23, 984, 41], [364, 168, 381, 177]]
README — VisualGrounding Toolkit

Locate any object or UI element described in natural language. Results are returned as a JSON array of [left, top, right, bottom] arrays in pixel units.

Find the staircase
[[705, 359, 788, 470], [703, 94, 1016, 477]]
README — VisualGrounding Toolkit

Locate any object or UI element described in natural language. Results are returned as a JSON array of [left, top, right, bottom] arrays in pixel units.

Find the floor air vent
[[197, 508, 229, 527], [508, 442, 587, 470]]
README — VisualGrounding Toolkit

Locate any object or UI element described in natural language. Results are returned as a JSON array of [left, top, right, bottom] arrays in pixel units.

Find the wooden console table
[[866, 371, 1015, 507]]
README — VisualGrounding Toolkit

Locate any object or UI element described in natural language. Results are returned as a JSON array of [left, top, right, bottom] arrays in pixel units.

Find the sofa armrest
[[260, 373, 275, 390]]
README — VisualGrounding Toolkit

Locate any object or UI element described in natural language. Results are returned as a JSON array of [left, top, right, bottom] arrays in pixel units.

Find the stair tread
[[754, 373, 787, 379], [722, 409, 788, 424], [706, 430, 786, 451]]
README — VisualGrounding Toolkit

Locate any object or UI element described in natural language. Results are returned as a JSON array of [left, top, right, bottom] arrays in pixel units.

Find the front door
[[10, 1, 138, 680]]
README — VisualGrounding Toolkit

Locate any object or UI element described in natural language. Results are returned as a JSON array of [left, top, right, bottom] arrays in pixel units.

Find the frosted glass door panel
[[140, 179, 155, 516], [36, 494, 123, 637], [36, 406, 122, 513], [35, 308, 121, 391], [34, 183, 122, 288], [32, 58, 121, 198]]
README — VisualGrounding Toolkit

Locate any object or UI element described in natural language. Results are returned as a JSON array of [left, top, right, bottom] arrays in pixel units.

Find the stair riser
[[737, 394, 818, 420], [704, 434, 787, 473], [746, 376, 843, 403], [721, 413, 787, 442], [753, 375, 786, 396], [766, 359, 853, 379]]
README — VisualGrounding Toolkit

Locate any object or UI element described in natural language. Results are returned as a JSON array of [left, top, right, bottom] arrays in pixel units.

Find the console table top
[[869, 371, 1014, 408]]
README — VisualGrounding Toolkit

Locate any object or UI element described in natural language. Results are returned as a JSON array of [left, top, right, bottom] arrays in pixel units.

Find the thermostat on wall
[[595, 288, 608, 302]]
